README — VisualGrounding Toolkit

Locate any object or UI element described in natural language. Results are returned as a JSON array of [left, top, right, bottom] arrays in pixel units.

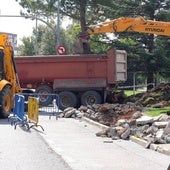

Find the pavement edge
[[81, 117, 170, 156]]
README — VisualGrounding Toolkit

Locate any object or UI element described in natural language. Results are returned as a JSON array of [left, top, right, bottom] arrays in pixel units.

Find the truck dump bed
[[15, 48, 127, 89]]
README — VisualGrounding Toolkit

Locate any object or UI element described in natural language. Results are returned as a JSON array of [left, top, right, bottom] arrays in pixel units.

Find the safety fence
[[8, 94, 29, 130], [23, 93, 60, 118], [9, 93, 60, 131], [27, 97, 44, 131]]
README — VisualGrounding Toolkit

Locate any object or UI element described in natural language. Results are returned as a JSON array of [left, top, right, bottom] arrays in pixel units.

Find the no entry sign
[[57, 45, 66, 55]]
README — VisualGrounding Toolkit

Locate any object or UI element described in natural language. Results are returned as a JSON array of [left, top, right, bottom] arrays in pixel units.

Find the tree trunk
[[80, 0, 86, 32], [79, 0, 91, 53], [146, 34, 155, 91], [147, 72, 154, 91]]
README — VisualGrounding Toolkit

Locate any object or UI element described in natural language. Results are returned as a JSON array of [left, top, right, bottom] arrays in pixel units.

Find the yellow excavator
[[76, 16, 170, 53], [0, 34, 21, 118]]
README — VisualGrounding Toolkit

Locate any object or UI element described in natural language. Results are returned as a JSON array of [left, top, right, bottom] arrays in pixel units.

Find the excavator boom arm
[[87, 17, 170, 36]]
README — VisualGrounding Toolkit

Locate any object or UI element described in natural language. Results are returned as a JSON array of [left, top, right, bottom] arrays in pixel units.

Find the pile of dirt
[[78, 103, 142, 126], [61, 102, 143, 126], [124, 83, 170, 107]]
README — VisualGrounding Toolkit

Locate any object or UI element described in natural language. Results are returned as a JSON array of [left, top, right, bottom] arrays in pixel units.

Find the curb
[[81, 117, 109, 130], [152, 144, 170, 156], [129, 136, 147, 147], [81, 117, 170, 156], [130, 136, 170, 156]]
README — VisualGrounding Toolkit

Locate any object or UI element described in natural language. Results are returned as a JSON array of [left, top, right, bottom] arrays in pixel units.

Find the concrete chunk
[[136, 116, 154, 125], [64, 109, 76, 118], [152, 121, 168, 128], [163, 121, 170, 135], [121, 128, 131, 139]]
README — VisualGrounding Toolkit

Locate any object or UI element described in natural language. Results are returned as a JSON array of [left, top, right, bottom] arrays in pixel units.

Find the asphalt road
[[0, 115, 169, 170], [0, 119, 71, 170]]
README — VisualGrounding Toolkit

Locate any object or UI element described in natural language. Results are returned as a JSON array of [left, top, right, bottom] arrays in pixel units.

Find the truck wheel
[[35, 85, 53, 106], [0, 86, 12, 119], [59, 91, 78, 110], [81, 90, 102, 106]]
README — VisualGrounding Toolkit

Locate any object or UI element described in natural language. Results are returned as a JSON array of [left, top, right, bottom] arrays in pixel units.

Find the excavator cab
[[0, 34, 21, 118]]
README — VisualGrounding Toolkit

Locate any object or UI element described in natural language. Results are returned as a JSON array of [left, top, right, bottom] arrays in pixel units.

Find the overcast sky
[[0, 0, 36, 44], [0, 0, 72, 46]]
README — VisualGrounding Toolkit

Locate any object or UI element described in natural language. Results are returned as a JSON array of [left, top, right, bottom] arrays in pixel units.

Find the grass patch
[[145, 106, 170, 117], [124, 89, 144, 96]]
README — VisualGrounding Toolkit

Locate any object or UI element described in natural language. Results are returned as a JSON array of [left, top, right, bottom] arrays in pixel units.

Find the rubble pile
[[57, 83, 170, 146], [60, 102, 142, 126], [60, 102, 170, 146], [96, 114, 170, 147], [78, 103, 142, 126]]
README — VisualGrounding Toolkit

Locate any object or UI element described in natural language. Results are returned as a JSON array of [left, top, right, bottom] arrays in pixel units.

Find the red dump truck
[[15, 48, 127, 109]]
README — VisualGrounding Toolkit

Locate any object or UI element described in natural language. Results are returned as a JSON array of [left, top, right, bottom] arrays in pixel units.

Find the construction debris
[[59, 102, 170, 147], [58, 83, 170, 147]]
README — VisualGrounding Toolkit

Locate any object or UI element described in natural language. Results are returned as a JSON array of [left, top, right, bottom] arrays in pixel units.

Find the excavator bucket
[[72, 31, 91, 54]]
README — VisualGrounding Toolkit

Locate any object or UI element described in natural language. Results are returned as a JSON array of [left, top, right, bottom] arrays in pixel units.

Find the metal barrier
[[27, 97, 44, 130], [9, 94, 29, 130], [23, 93, 60, 119], [9, 93, 60, 131]]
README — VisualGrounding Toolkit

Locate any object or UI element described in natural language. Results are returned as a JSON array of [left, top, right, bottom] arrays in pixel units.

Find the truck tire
[[35, 85, 53, 106], [59, 91, 78, 110], [81, 90, 102, 106], [0, 86, 12, 119]]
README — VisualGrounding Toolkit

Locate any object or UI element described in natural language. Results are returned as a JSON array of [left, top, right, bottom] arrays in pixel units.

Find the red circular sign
[[57, 45, 66, 55]]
